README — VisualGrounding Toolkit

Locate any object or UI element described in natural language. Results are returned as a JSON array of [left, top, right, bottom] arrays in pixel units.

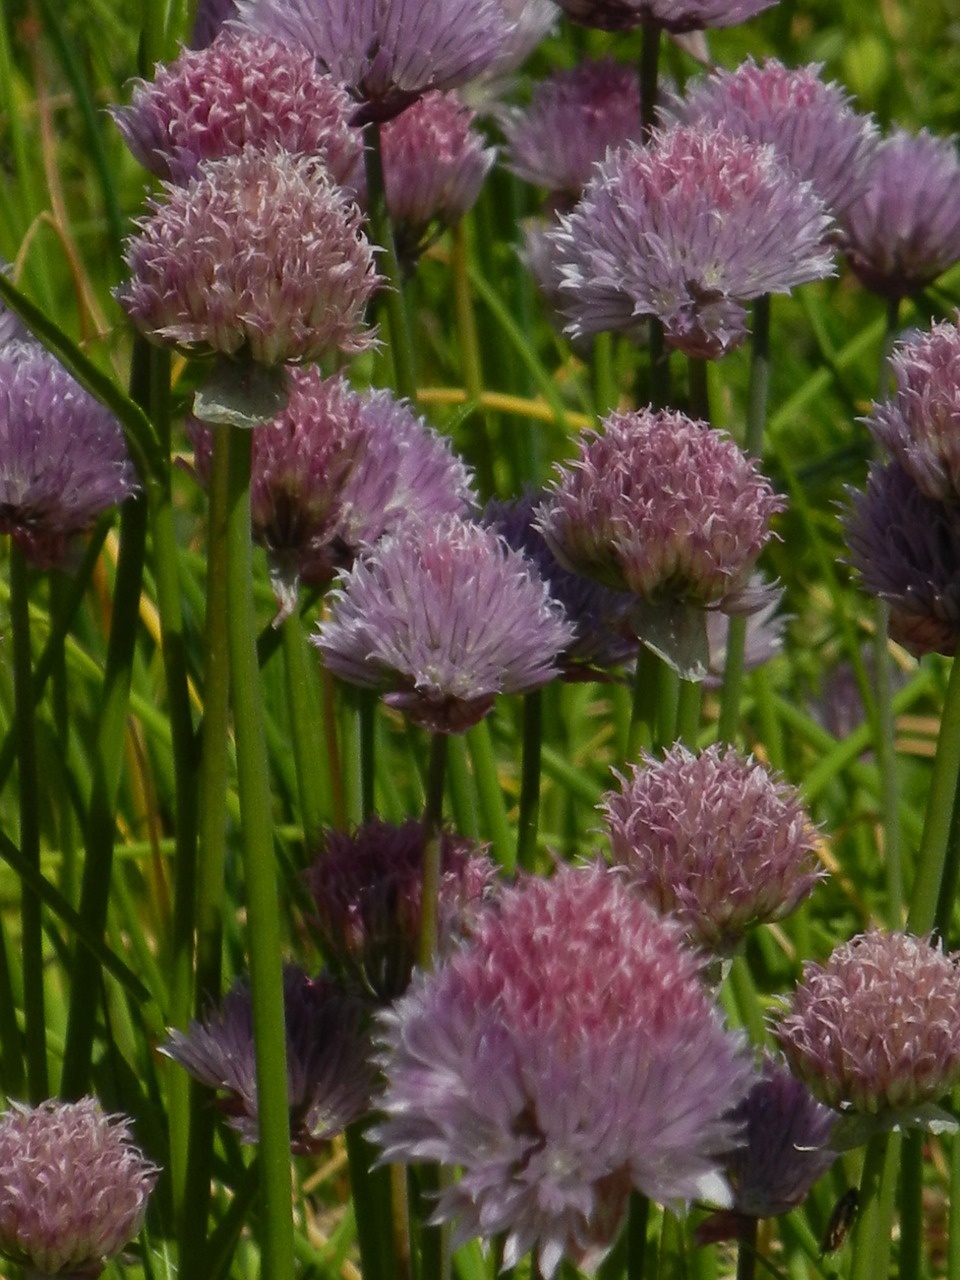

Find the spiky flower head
[[775, 930, 960, 1117], [189, 368, 474, 612], [864, 317, 960, 504], [674, 58, 878, 219], [842, 460, 960, 658], [537, 408, 784, 611], [374, 864, 753, 1278], [601, 744, 823, 954], [485, 492, 639, 669], [118, 147, 379, 367], [501, 59, 643, 202], [313, 515, 575, 732], [842, 128, 960, 300], [112, 33, 362, 185], [306, 818, 498, 1003], [0, 1097, 157, 1278], [236, 0, 514, 123], [352, 91, 495, 262], [548, 0, 775, 33], [163, 965, 372, 1153], [549, 124, 834, 358], [0, 344, 137, 569]]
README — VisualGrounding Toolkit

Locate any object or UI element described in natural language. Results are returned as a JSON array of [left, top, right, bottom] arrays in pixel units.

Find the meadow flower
[[674, 58, 878, 218], [236, 0, 513, 123], [775, 930, 960, 1120], [306, 817, 498, 1002], [374, 864, 753, 1277], [313, 515, 574, 732], [484, 492, 639, 669], [352, 91, 496, 262], [0, 1097, 157, 1278], [501, 59, 643, 202], [113, 32, 362, 185], [537, 408, 784, 609], [118, 148, 379, 368], [547, 0, 775, 33], [601, 744, 823, 954], [189, 368, 473, 612], [842, 128, 960, 299], [163, 965, 373, 1152], [865, 317, 960, 503], [0, 343, 137, 568], [549, 125, 834, 357], [842, 460, 960, 658]]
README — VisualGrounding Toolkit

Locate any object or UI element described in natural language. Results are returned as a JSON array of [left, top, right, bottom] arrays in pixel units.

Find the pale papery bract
[[549, 124, 834, 358], [548, 0, 775, 33], [775, 930, 960, 1114], [118, 148, 380, 366], [601, 744, 824, 954], [0, 1097, 157, 1278], [374, 864, 753, 1278], [313, 515, 575, 732], [112, 32, 362, 185]]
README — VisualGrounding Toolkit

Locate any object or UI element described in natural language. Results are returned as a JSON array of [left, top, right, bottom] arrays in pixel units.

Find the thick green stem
[[908, 653, 960, 933], [281, 611, 329, 840], [849, 1131, 900, 1280], [364, 121, 417, 401], [898, 1131, 924, 1280], [418, 733, 449, 972], [10, 542, 47, 1101], [675, 678, 701, 748], [628, 645, 661, 760], [225, 425, 293, 1280], [734, 1217, 757, 1280], [688, 357, 709, 422], [516, 691, 543, 872], [627, 1192, 650, 1280]]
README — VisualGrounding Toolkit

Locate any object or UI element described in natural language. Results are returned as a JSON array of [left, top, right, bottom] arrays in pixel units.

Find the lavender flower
[[842, 460, 960, 658], [374, 864, 753, 1277], [313, 515, 575, 732], [537, 408, 784, 610], [481, 0, 556, 77], [112, 32, 362, 185], [485, 492, 640, 669], [190, 368, 474, 612], [842, 128, 960, 300], [864, 317, 960, 504], [306, 818, 498, 1002], [549, 124, 834, 358], [775, 930, 960, 1121], [547, 0, 776, 34], [674, 58, 878, 218], [0, 1097, 157, 1278], [0, 344, 137, 568], [118, 147, 379, 367], [163, 966, 373, 1153], [236, 0, 514, 123], [601, 744, 823, 954], [501, 59, 643, 202]]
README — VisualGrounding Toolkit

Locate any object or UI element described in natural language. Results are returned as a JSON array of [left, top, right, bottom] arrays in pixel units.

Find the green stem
[[897, 1131, 923, 1280], [688, 357, 710, 422], [908, 653, 960, 934], [848, 1131, 900, 1280], [734, 1217, 757, 1280], [10, 541, 47, 1102], [675, 678, 701, 748], [364, 121, 417, 401], [516, 690, 543, 872], [418, 733, 449, 971], [628, 645, 661, 760], [627, 1192, 650, 1280], [466, 721, 513, 870], [281, 611, 329, 840], [344, 1121, 398, 1280], [224, 425, 293, 1280], [949, 1107, 960, 1280], [639, 22, 661, 139]]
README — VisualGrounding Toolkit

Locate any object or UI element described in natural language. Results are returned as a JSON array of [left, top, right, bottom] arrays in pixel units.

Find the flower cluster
[[374, 864, 753, 1277]]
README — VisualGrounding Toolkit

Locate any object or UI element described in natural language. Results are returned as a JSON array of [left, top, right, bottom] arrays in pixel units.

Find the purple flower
[[236, 0, 514, 123], [842, 460, 960, 658], [305, 817, 498, 1002], [481, 0, 556, 77], [162, 966, 373, 1153], [547, 0, 775, 34], [190, 0, 238, 46], [775, 930, 960, 1117], [0, 1097, 157, 1278], [118, 147, 379, 367], [549, 124, 834, 358], [674, 58, 878, 219], [601, 744, 823, 954], [864, 317, 960, 503], [842, 128, 960, 300], [313, 515, 575, 732], [112, 32, 362, 185], [484, 492, 640, 669], [537, 408, 784, 610], [0, 344, 137, 568], [501, 59, 643, 202], [374, 864, 753, 1277], [190, 368, 474, 612], [352, 91, 496, 262]]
